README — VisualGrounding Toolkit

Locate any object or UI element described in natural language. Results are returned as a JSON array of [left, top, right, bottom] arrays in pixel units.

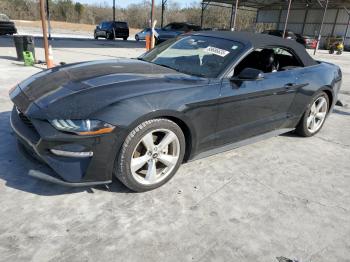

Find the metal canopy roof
[[201, 0, 350, 9]]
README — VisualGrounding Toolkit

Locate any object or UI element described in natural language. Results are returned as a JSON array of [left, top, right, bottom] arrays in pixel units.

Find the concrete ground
[[0, 35, 349, 262]]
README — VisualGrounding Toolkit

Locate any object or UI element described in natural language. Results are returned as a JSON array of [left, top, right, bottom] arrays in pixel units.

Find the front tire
[[115, 119, 186, 192], [295, 91, 329, 137], [135, 35, 139, 41]]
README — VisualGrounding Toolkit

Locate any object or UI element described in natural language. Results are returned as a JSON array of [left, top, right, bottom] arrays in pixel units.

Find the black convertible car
[[10, 32, 342, 191]]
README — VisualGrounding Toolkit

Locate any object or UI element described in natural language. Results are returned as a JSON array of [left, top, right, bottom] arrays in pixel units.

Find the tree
[[75, 2, 84, 22]]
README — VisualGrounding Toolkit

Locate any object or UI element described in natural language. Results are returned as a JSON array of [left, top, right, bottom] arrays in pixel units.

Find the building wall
[[257, 8, 350, 47]]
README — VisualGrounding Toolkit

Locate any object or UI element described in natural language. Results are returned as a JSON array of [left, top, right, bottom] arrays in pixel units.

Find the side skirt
[[190, 128, 295, 161]]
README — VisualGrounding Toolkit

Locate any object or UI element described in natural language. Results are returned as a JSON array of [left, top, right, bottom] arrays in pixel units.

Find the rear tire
[[295, 91, 329, 137], [123, 37, 128, 41], [115, 119, 185, 192]]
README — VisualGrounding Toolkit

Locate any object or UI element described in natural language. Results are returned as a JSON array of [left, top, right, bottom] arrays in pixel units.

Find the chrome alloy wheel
[[130, 128, 180, 185], [307, 96, 328, 133]]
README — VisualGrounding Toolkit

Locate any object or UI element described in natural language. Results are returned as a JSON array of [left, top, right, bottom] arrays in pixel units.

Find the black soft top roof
[[193, 31, 317, 67]]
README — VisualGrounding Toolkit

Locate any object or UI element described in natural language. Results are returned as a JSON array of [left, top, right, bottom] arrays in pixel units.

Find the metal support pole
[[233, 0, 239, 31], [39, 0, 50, 68], [301, 8, 308, 35], [277, 8, 282, 30], [200, 3, 205, 28], [229, 0, 239, 31], [314, 0, 328, 55], [345, 17, 350, 47], [113, 0, 116, 22], [331, 8, 340, 36], [229, 2, 235, 29], [344, 8, 350, 47], [46, 0, 52, 40], [161, 0, 166, 28], [283, 0, 292, 38]]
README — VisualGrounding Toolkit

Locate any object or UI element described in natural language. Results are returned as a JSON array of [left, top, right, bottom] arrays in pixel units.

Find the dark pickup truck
[[0, 14, 17, 35]]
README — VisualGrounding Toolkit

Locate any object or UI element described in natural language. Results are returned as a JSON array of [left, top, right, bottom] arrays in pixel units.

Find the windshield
[[140, 35, 244, 78], [101, 22, 112, 29]]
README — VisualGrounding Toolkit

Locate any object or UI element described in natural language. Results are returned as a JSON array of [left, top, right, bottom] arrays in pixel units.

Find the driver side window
[[234, 47, 303, 76]]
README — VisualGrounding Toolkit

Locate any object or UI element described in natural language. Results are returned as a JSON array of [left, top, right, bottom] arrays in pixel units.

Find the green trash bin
[[13, 35, 36, 61], [23, 51, 35, 66]]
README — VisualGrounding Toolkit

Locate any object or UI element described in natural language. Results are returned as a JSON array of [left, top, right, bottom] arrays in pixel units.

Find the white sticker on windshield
[[204, 46, 230, 57]]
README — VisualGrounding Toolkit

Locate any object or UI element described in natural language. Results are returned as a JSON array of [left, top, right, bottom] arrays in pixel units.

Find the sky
[[76, 0, 197, 8]]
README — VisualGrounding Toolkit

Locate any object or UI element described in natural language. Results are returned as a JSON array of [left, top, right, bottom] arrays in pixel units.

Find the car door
[[139, 29, 146, 39], [141, 29, 151, 40], [162, 23, 177, 40], [100, 22, 109, 37], [216, 68, 298, 147]]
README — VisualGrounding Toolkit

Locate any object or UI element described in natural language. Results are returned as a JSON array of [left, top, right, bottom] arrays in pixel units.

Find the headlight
[[50, 119, 115, 135]]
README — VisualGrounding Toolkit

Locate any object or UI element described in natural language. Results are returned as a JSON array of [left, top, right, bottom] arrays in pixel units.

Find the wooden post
[[39, 0, 52, 68], [150, 0, 155, 48]]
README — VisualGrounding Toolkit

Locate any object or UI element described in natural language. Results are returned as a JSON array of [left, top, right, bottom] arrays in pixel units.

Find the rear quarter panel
[[288, 62, 341, 124]]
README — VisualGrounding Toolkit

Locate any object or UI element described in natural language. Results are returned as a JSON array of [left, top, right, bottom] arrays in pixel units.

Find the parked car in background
[[0, 13, 17, 35], [156, 22, 201, 43], [262, 30, 308, 47], [94, 21, 129, 40], [295, 34, 317, 49], [135, 28, 160, 41]]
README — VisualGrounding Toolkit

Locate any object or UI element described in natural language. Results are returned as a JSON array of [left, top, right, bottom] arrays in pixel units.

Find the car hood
[[11, 58, 207, 119]]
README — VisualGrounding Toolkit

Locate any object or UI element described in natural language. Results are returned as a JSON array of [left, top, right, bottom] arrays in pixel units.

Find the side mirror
[[236, 68, 264, 80]]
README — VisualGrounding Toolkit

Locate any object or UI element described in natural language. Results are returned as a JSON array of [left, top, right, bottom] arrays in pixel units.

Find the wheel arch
[[318, 86, 334, 112], [161, 115, 193, 162], [127, 110, 197, 163]]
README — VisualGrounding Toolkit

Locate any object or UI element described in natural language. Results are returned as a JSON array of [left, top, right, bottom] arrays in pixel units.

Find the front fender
[[91, 82, 221, 160]]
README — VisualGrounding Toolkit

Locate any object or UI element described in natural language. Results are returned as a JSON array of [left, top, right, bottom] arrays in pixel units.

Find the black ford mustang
[[10, 32, 342, 191]]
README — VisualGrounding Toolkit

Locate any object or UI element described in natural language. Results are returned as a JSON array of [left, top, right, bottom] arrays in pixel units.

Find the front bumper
[[115, 32, 129, 38], [10, 107, 117, 186], [0, 27, 17, 35]]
